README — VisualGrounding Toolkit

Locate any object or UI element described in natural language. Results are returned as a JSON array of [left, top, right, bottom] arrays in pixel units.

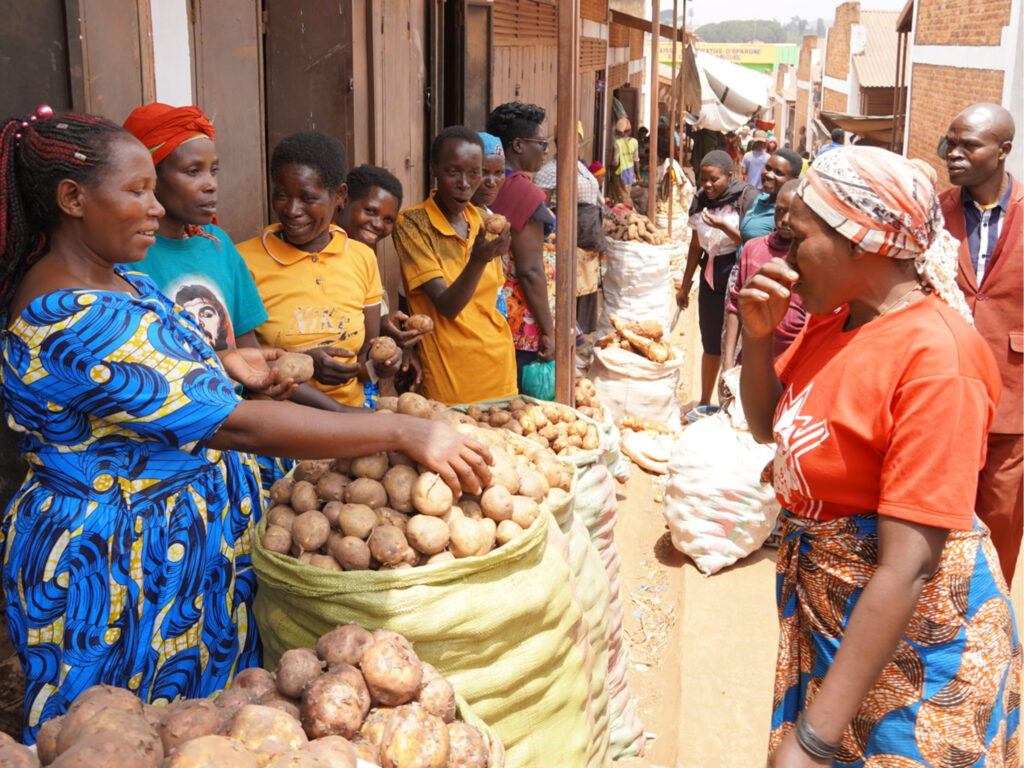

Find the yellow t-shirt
[[392, 192, 516, 405], [237, 224, 383, 407]]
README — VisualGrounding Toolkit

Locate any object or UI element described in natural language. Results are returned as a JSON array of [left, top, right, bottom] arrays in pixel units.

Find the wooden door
[[263, 0, 356, 195], [1, 0, 73, 118], [190, 0, 266, 241], [464, 3, 492, 131]]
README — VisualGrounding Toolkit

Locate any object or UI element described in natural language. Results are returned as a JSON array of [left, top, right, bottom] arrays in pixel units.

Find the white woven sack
[[664, 410, 780, 575], [590, 345, 681, 429], [597, 238, 676, 338]]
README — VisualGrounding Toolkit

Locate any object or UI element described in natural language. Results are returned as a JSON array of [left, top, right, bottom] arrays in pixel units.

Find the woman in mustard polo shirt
[[392, 126, 515, 405], [238, 132, 401, 408]]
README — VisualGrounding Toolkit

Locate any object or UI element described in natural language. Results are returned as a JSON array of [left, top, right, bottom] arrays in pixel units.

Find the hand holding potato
[[381, 310, 431, 349], [395, 418, 493, 497], [219, 347, 301, 400], [308, 345, 362, 386], [469, 219, 510, 263], [369, 337, 404, 380]]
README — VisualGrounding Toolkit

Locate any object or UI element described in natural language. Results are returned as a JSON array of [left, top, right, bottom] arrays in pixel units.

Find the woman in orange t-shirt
[[738, 147, 1019, 767]]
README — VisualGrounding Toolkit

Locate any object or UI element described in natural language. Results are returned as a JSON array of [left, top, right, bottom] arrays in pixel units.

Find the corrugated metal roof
[[852, 10, 900, 88]]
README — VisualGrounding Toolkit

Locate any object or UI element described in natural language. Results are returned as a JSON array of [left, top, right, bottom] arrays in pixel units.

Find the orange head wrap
[[123, 103, 215, 166]]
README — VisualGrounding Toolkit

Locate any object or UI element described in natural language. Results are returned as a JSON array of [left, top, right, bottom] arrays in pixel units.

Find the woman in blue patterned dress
[[0, 111, 492, 742]]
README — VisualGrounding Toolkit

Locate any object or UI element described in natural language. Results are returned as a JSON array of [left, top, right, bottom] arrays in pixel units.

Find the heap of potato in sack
[[16, 624, 499, 768], [603, 210, 669, 245], [572, 377, 605, 421], [260, 392, 573, 569], [596, 314, 676, 363]]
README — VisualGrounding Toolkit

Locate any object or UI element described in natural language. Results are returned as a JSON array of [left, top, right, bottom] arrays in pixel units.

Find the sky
[[651, 0, 909, 30]]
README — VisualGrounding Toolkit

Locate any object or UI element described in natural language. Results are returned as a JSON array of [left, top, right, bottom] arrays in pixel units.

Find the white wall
[[151, 0, 193, 106]]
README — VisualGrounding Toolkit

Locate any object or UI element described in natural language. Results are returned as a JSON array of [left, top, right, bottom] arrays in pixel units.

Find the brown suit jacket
[[940, 174, 1023, 435]]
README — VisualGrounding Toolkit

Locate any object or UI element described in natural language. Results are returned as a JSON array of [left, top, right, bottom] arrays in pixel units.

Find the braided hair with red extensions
[[0, 111, 128, 312]]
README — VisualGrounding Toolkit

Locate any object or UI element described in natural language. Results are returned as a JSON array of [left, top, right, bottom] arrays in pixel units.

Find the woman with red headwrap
[[738, 146, 1019, 766]]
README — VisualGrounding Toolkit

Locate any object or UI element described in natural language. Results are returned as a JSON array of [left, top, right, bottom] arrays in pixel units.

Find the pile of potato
[[620, 415, 672, 436], [603, 210, 669, 245], [573, 378, 605, 421], [18, 625, 500, 767], [461, 398, 601, 458], [260, 430, 572, 571], [595, 314, 676, 364]]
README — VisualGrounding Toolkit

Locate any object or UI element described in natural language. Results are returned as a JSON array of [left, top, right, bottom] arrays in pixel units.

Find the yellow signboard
[[657, 41, 785, 64]]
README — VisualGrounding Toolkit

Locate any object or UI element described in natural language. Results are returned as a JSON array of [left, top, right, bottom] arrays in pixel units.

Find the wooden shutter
[[492, 0, 557, 46]]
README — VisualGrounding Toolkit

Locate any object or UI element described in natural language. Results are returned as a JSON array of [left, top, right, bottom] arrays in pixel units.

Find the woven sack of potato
[[252, 485, 595, 768], [449, 398, 645, 758], [590, 345, 682, 429]]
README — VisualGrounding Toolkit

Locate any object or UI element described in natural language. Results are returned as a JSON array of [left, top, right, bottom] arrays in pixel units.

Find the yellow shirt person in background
[[393, 126, 515, 405], [238, 131, 400, 409]]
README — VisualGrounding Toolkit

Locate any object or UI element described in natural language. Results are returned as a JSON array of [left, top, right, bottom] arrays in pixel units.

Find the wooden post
[[554, 0, 579, 405], [667, 0, 678, 237], [680, 0, 688, 167], [647, 0, 659, 224]]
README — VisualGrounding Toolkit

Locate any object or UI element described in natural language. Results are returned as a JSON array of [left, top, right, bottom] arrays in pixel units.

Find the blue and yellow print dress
[[0, 270, 263, 743]]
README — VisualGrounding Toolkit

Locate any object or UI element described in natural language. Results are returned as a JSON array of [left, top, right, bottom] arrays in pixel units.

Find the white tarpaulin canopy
[[681, 49, 773, 133]]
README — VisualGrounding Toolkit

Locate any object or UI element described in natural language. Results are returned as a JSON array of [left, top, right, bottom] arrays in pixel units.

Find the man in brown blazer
[[940, 102, 1022, 586]]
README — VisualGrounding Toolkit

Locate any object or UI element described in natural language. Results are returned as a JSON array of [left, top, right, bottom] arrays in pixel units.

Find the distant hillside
[[673, 16, 827, 43]]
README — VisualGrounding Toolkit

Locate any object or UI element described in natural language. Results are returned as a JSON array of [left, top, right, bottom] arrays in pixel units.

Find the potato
[[229, 705, 308, 767], [335, 503, 378, 539], [57, 706, 161, 763], [405, 515, 449, 555], [316, 623, 375, 667], [262, 525, 292, 555], [258, 691, 302, 722], [511, 496, 540, 529], [320, 501, 345, 529], [269, 477, 295, 506], [292, 510, 330, 552], [582, 425, 600, 451], [448, 517, 490, 558], [404, 314, 434, 333], [56, 685, 145, 754], [305, 735, 357, 768], [479, 486, 513, 522], [376, 397, 399, 412], [488, 460, 519, 495], [300, 670, 370, 740], [351, 453, 389, 480], [294, 460, 331, 484], [369, 336, 398, 363], [382, 465, 418, 513], [465, 405, 483, 422], [379, 562, 413, 571], [496, 519, 525, 546], [159, 699, 220, 755], [164, 735, 259, 768], [328, 535, 371, 571], [417, 668, 455, 723], [267, 504, 297, 531], [538, 424, 559, 442], [378, 704, 449, 768], [425, 551, 455, 565], [387, 451, 416, 468], [446, 722, 488, 768], [535, 460, 562, 490], [411, 473, 453, 516], [360, 639, 423, 707], [345, 478, 388, 509], [376, 507, 410, 531], [315, 473, 349, 502], [488, 411, 511, 427], [358, 708, 394, 750], [37, 714, 64, 764], [296, 551, 315, 564], [269, 352, 315, 383], [516, 468, 548, 502], [276, 648, 324, 698], [331, 457, 352, 475], [51, 731, 163, 768], [290, 481, 321, 514], [368, 525, 409, 566], [309, 554, 342, 571], [396, 392, 431, 419]]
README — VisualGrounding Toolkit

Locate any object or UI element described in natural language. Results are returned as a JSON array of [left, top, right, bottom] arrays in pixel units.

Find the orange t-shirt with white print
[[238, 224, 383, 407], [771, 293, 1001, 530]]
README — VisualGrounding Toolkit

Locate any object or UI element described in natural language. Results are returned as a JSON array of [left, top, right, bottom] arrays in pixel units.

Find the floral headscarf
[[798, 146, 971, 322]]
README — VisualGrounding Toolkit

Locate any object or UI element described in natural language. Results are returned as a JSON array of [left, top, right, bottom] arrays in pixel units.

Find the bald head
[[945, 102, 1014, 191]]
